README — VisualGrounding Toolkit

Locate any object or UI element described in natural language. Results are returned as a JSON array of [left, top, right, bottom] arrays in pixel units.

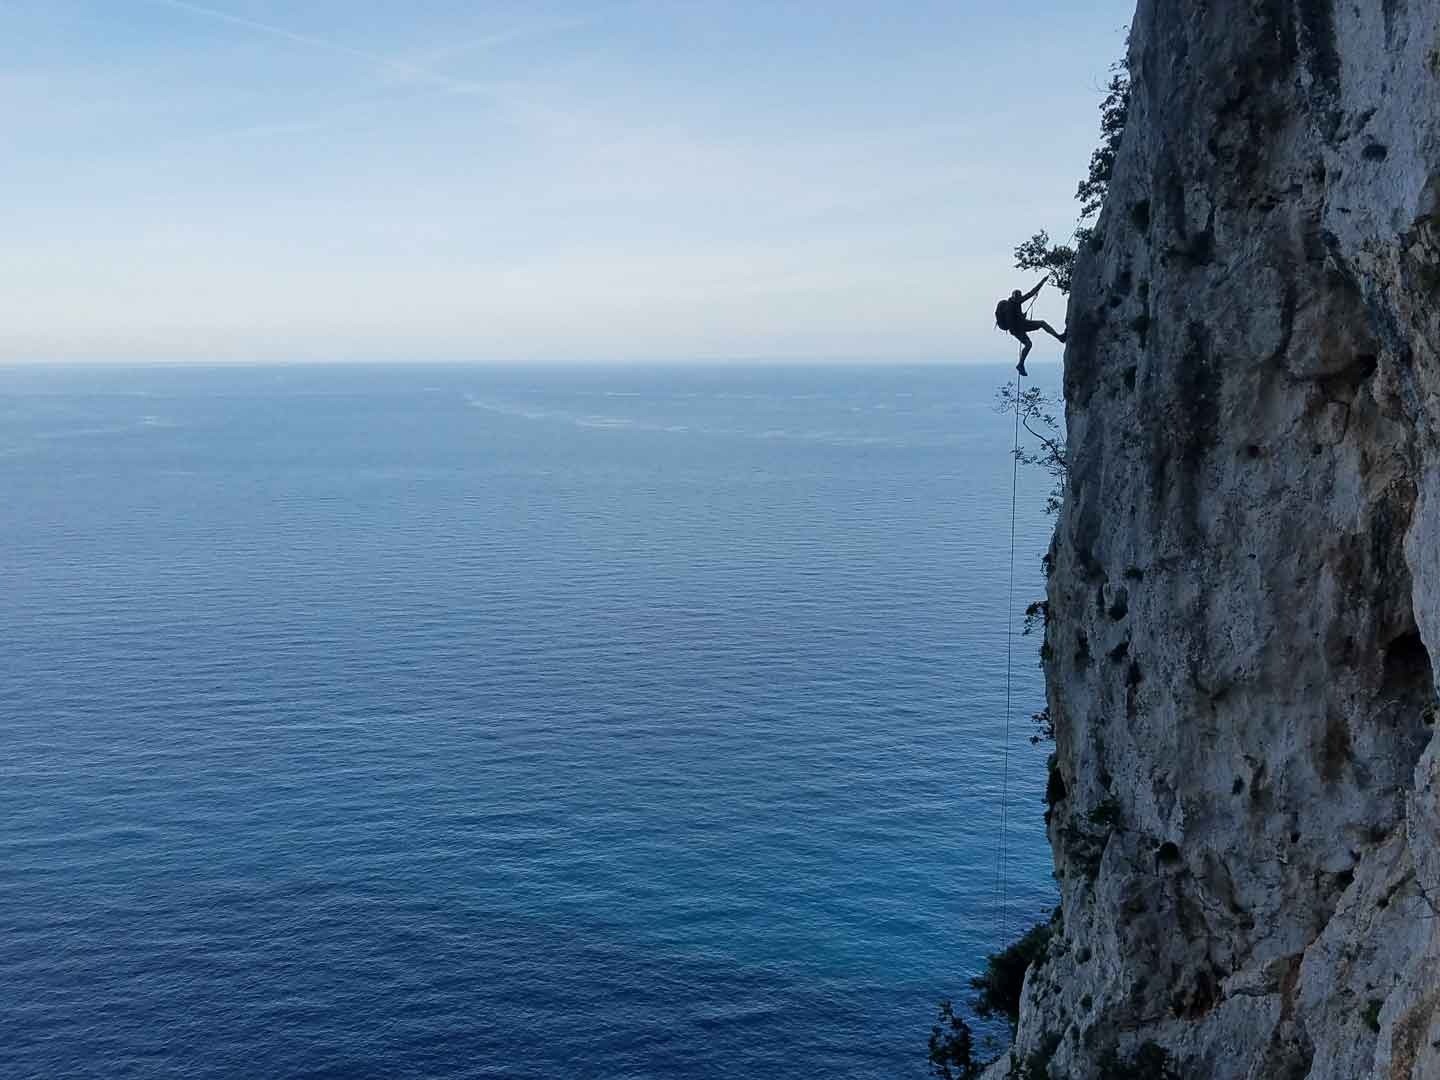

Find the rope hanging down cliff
[[990, 330, 1027, 946]]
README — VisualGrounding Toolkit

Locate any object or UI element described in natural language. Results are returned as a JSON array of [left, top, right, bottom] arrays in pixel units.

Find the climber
[[995, 277, 1066, 377]]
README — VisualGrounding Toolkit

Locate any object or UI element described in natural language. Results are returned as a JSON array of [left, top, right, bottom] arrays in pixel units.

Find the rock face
[[1000, 2, 1440, 1077]]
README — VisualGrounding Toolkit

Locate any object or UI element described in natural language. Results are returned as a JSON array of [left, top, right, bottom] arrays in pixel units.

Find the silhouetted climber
[[995, 277, 1066, 376]]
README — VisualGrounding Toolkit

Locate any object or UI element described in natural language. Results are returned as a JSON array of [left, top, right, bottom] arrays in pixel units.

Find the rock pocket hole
[[1320, 711, 1353, 783], [1131, 314, 1152, 347], [1046, 761, 1068, 810], [1382, 629, 1432, 691], [1106, 589, 1129, 621]]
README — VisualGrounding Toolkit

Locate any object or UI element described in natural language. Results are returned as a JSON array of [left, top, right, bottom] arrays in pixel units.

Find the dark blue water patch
[[1, 363, 1058, 1079]]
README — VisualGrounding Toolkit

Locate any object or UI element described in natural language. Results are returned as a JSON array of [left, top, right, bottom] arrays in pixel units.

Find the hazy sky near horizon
[[3, 0, 1133, 363]]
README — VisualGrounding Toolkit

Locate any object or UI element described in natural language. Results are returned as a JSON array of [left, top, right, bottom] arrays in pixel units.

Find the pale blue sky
[[2, 1, 1133, 363]]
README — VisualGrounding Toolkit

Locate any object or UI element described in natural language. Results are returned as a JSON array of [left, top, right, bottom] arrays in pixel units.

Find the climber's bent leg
[[1013, 332, 1034, 376]]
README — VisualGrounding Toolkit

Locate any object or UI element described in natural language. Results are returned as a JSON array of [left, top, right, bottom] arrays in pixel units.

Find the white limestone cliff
[[996, 2, 1440, 1076]]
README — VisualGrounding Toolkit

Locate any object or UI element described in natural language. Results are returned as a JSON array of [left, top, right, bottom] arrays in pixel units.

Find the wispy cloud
[[8, 0, 1134, 362], [138, 0, 493, 95], [400, 14, 597, 71]]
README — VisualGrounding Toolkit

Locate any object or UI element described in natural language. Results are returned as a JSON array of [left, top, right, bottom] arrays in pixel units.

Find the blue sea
[[1, 363, 1056, 1080]]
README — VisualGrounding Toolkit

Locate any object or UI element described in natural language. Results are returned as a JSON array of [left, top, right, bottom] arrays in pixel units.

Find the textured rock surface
[[995, 2, 1440, 1076]]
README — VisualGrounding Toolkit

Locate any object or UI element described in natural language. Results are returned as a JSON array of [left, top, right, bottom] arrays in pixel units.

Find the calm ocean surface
[[2, 363, 1057, 1079]]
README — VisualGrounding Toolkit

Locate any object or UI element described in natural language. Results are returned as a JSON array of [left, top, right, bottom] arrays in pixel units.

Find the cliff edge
[[1002, 2, 1440, 1076]]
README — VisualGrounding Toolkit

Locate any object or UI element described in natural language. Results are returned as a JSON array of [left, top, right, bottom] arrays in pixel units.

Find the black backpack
[[995, 299, 1013, 332]]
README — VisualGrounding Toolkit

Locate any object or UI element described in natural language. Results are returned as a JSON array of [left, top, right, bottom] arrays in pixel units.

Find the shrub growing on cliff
[[928, 1000, 980, 1079], [1013, 230, 1081, 295], [1076, 69, 1131, 218], [994, 384, 1066, 516], [1032, 707, 1056, 746], [1023, 600, 1050, 637], [969, 922, 1053, 1027], [1014, 59, 1131, 294]]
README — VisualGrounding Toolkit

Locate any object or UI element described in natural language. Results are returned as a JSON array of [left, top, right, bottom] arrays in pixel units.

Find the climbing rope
[[991, 366, 1022, 945], [991, 285, 1038, 945]]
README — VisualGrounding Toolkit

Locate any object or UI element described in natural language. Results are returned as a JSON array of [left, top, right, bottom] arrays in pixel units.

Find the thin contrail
[[139, 0, 491, 95], [403, 15, 594, 68]]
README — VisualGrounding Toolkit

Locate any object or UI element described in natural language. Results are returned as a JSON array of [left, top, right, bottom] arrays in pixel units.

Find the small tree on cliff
[[1076, 68, 1132, 218], [928, 1000, 981, 1079], [969, 922, 1054, 1028], [1014, 62, 1130, 294], [994, 383, 1066, 515], [1013, 231, 1083, 295]]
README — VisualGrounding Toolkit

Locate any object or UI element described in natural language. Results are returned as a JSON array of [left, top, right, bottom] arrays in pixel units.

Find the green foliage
[[1014, 231, 1080, 295], [1032, 707, 1056, 747], [969, 923, 1054, 1027], [994, 384, 1067, 516], [1076, 70, 1132, 218], [928, 1000, 981, 1079], [1013, 56, 1131, 296], [926, 919, 1066, 1072], [1073, 224, 1101, 253], [1023, 600, 1050, 637], [1096, 1041, 1179, 1079]]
